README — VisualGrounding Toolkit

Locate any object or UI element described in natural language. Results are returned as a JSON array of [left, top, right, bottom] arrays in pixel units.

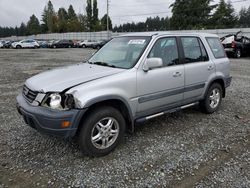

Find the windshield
[[88, 36, 151, 69]]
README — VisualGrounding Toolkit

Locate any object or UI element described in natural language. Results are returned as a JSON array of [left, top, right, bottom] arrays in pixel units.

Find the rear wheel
[[16, 45, 22, 49], [78, 106, 126, 157], [200, 83, 222, 114]]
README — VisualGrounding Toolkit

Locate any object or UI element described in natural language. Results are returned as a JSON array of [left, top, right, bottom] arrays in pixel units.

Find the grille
[[22, 85, 38, 103]]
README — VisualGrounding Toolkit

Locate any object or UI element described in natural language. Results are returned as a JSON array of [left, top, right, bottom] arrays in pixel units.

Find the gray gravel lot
[[0, 49, 249, 188]]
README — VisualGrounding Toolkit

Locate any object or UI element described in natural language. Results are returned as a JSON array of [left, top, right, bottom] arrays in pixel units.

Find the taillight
[[231, 41, 236, 48]]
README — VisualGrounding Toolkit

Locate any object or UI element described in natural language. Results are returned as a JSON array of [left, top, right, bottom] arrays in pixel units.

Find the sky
[[0, 0, 249, 27]]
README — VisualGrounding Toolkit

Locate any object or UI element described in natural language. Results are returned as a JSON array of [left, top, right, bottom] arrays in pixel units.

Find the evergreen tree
[[86, 0, 92, 31], [238, 6, 250, 27], [19, 22, 27, 36], [92, 0, 100, 30], [57, 8, 68, 32], [211, 0, 238, 29], [41, 7, 48, 33], [68, 5, 77, 20], [67, 5, 81, 32], [27, 14, 41, 35], [101, 14, 112, 30], [41, 0, 57, 33], [170, 0, 216, 30]]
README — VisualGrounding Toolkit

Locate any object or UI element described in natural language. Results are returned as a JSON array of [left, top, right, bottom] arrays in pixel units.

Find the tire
[[78, 106, 126, 157], [34, 46, 38, 49], [53, 45, 56, 49], [68, 45, 72, 48], [200, 83, 223, 114], [82, 44, 86, 48], [16, 45, 22, 49], [235, 48, 241, 58]]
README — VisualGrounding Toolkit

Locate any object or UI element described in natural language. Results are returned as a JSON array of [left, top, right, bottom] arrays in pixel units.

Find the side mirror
[[143, 58, 163, 72]]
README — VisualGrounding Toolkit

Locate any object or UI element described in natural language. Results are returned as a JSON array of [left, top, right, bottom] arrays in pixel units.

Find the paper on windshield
[[128, 39, 146, 45]]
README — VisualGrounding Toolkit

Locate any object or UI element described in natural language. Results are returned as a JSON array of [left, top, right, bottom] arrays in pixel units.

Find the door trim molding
[[138, 83, 205, 104]]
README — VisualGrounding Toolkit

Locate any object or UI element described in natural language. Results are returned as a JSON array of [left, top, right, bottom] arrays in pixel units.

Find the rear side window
[[206, 37, 225, 58], [181, 37, 209, 63]]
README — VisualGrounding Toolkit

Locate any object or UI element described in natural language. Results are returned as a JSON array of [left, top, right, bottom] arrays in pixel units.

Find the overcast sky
[[0, 0, 249, 27]]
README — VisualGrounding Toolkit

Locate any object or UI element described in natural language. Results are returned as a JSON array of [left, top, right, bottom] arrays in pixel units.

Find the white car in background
[[78, 40, 99, 48], [11, 39, 40, 49], [0, 40, 5, 48]]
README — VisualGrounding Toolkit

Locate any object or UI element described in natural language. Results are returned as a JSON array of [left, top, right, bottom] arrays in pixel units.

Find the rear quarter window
[[206, 37, 226, 59]]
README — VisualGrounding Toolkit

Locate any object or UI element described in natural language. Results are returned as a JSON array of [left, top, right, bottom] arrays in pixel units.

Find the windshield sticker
[[128, 39, 146, 45]]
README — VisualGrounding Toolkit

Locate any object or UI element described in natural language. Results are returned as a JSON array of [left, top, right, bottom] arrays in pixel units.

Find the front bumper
[[16, 94, 87, 138]]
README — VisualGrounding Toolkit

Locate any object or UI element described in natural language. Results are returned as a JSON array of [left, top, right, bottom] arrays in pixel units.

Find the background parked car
[[0, 40, 6, 48], [78, 40, 98, 48], [51, 40, 74, 48], [221, 31, 250, 58], [37, 40, 49, 48], [11, 39, 40, 49], [91, 39, 110, 49], [3, 41, 15, 48]]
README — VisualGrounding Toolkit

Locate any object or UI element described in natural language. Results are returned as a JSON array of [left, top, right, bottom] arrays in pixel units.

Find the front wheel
[[200, 83, 223, 114], [78, 106, 126, 157]]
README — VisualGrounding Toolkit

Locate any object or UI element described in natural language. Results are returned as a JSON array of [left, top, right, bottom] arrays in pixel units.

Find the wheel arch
[[77, 96, 135, 134], [205, 77, 226, 98]]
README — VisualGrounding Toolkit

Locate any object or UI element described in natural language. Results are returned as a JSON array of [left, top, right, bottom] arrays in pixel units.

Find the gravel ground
[[0, 49, 249, 188]]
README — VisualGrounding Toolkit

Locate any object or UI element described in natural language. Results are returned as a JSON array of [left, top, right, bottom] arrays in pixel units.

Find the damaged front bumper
[[16, 94, 87, 138]]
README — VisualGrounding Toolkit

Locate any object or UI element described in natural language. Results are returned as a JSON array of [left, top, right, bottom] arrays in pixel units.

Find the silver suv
[[17, 32, 232, 156]]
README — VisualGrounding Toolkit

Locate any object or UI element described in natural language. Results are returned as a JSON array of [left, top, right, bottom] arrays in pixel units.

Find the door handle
[[173, 72, 182, 77], [208, 65, 214, 71]]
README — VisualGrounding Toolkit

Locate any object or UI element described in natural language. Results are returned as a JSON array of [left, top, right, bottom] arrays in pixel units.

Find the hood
[[25, 63, 125, 92]]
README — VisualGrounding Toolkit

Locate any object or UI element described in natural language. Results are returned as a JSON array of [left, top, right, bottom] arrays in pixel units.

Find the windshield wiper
[[89, 61, 117, 68]]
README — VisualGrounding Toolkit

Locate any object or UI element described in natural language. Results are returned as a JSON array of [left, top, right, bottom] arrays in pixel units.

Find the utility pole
[[107, 0, 110, 39]]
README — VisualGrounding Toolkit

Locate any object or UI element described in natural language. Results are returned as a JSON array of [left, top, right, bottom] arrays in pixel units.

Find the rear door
[[136, 37, 184, 115], [180, 36, 214, 103]]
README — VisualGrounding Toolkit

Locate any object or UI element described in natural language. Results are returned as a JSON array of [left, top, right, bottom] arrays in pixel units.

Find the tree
[[67, 5, 81, 32], [113, 16, 171, 32], [101, 14, 112, 31], [92, 0, 101, 30], [68, 5, 77, 20], [57, 8, 68, 32], [86, 0, 92, 31], [211, 0, 238, 29], [238, 6, 250, 27], [27, 14, 41, 35], [19, 22, 27, 36], [78, 14, 88, 31], [170, 0, 216, 30], [41, 7, 48, 33], [41, 0, 57, 33]]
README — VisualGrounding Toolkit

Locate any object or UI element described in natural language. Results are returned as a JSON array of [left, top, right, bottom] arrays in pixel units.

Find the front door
[[136, 37, 184, 115]]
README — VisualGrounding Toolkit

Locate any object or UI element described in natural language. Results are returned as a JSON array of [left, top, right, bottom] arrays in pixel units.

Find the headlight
[[42, 93, 75, 110], [50, 93, 62, 109]]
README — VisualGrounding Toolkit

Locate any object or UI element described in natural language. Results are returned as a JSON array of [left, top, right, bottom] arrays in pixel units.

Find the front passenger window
[[148, 37, 179, 67]]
